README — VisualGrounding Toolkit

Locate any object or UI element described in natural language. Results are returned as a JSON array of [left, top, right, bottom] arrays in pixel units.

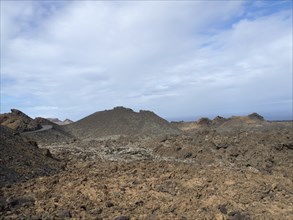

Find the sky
[[1, 0, 292, 121]]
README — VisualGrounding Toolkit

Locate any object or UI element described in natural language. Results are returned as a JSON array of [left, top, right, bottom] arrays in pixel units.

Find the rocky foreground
[[1, 160, 292, 220], [0, 108, 292, 219]]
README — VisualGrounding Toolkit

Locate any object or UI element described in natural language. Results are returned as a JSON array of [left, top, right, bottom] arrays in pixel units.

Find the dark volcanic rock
[[105, 201, 114, 208], [218, 204, 228, 214]]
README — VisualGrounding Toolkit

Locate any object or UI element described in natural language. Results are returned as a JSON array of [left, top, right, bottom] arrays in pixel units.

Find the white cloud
[[1, 1, 292, 120]]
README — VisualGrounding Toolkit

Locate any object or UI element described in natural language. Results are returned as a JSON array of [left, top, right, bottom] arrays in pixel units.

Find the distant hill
[[64, 106, 180, 138], [0, 109, 75, 145], [47, 118, 73, 125], [172, 113, 267, 131], [0, 125, 63, 187]]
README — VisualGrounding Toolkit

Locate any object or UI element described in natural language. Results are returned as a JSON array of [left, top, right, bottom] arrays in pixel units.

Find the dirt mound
[[0, 125, 63, 187], [0, 109, 41, 132], [65, 107, 180, 138]]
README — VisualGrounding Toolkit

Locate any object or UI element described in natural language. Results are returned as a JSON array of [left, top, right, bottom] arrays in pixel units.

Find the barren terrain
[[0, 108, 292, 219]]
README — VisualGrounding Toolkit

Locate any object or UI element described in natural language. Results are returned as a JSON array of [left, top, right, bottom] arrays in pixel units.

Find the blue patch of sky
[[198, 0, 292, 49], [1, 76, 43, 113], [0, 94, 39, 113], [1, 76, 16, 87], [13, 1, 70, 38], [243, 0, 292, 20]]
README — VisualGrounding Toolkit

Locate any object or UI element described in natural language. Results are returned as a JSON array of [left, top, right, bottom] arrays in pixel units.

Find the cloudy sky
[[1, 0, 292, 121]]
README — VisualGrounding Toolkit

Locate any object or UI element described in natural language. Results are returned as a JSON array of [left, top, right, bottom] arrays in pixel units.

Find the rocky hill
[[0, 125, 63, 187], [172, 113, 267, 132], [0, 110, 75, 145], [0, 109, 41, 132], [64, 107, 180, 138]]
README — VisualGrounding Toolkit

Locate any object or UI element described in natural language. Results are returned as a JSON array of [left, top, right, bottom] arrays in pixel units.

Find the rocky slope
[[0, 125, 64, 187], [64, 107, 180, 138], [1, 160, 292, 220]]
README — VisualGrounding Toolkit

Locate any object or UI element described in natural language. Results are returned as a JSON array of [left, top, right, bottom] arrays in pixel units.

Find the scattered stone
[[80, 205, 87, 211], [218, 204, 227, 214], [58, 209, 72, 218], [184, 152, 192, 158], [228, 211, 249, 220], [5, 196, 35, 210], [135, 200, 144, 206], [91, 208, 103, 215], [114, 216, 130, 220], [105, 201, 114, 208]]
